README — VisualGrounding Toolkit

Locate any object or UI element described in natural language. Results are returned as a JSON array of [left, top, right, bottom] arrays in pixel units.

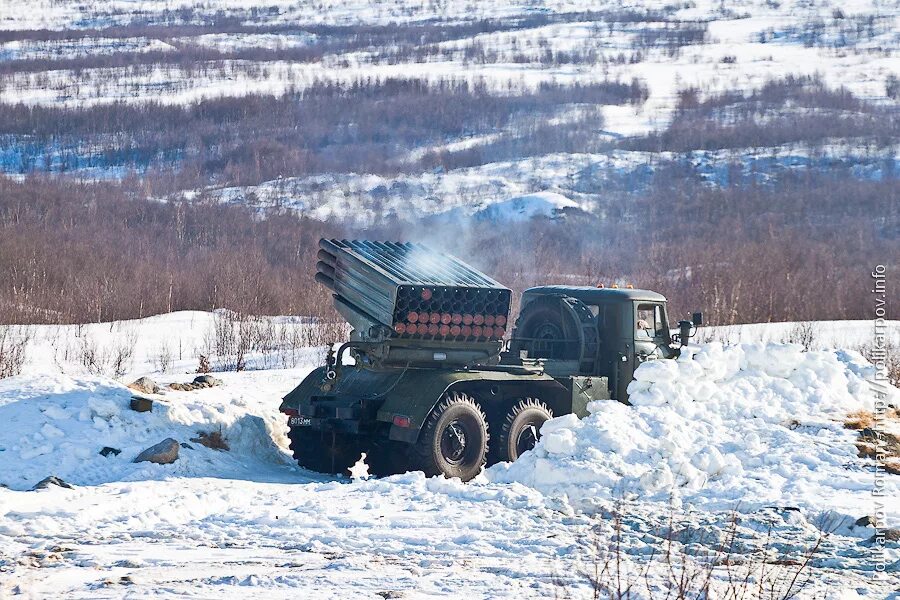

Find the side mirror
[[692, 312, 703, 326]]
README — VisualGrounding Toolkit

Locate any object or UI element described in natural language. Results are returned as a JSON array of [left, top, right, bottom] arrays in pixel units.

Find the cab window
[[635, 304, 665, 338]]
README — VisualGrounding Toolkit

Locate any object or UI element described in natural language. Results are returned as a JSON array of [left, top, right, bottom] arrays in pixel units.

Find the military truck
[[280, 239, 701, 481]]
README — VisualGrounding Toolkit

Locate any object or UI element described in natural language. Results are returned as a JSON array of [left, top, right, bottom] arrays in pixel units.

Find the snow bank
[[488, 343, 897, 520], [0, 371, 296, 490], [472, 191, 580, 222]]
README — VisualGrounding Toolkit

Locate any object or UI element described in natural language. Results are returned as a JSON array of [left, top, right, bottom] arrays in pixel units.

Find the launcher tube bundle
[[316, 239, 511, 343]]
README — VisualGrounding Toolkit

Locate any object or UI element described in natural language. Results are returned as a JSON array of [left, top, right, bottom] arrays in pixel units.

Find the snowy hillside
[[0, 0, 896, 223], [1, 313, 898, 597]]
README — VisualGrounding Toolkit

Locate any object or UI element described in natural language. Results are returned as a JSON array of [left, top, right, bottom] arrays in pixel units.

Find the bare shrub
[[275, 320, 307, 369], [566, 503, 827, 600], [0, 325, 31, 378], [782, 322, 817, 351], [76, 330, 137, 378], [205, 312, 268, 371], [201, 310, 350, 371], [696, 326, 736, 346], [152, 342, 173, 374], [307, 319, 349, 349], [0, 164, 893, 331], [0, 78, 644, 187], [78, 335, 103, 375], [207, 312, 237, 365], [108, 330, 137, 378], [627, 74, 896, 152], [857, 340, 900, 388]]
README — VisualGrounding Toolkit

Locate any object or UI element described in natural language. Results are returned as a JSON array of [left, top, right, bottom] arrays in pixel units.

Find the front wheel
[[410, 391, 489, 482], [489, 398, 552, 464]]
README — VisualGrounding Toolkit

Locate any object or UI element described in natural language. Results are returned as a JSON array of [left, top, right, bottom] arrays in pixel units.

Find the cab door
[[633, 302, 671, 364], [613, 302, 670, 402]]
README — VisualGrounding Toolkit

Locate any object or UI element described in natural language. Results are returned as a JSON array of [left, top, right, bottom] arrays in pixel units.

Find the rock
[[32, 475, 74, 490], [180, 442, 194, 450], [169, 377, 221, 392], [133, 438, 180, 465], [868, 528, 900, 545], [130, 396, 153, 413], [855, 515, 876, 527], [127, 377, 160, 395], [193, 375, 223, 387], [99, 446, 121, 457]]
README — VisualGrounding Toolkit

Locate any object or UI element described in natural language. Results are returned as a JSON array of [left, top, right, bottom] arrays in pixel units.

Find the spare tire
[[511, 295, 599, 371]]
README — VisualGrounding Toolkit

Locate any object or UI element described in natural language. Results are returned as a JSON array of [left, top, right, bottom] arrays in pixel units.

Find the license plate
[[288, 415, 312, 427]]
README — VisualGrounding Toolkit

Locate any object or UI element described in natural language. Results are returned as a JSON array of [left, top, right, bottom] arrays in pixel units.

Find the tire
[[488, 398, 552, 464], [288, 427, 358, 475], [410, 391, 489, 482]]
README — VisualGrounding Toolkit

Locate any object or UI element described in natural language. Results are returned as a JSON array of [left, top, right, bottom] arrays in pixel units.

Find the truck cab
[[506, 286, 677, 402]]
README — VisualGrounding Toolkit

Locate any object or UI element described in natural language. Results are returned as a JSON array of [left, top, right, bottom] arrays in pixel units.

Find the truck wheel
[[288, 428, 357, 475], [411, 391, 488, 482], [490, 398, 552, 464]]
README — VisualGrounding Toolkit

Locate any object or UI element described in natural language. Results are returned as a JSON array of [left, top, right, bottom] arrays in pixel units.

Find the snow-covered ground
[[1, 0, 895, 129], [1, 313, 898, 597]]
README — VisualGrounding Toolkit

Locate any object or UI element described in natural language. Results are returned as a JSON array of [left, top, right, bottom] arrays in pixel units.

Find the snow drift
[[0, 372, 294, 490], [471, 191, 580, 222], [487, 342, 897, 521]]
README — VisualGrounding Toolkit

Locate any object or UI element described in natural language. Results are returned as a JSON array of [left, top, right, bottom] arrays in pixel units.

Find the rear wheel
[[489, 398, 552, 464], [410, 391, 488, 482], [288, 427, 359, 475]]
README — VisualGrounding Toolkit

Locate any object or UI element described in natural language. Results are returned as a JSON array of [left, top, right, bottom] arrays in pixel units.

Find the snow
[[1, 313, 898, 596], [0, 370, 300, 490], [181, 32, 318, 52], [13, 310, 328, 378], [188, 141, 898, 224], [0, 37, 174, 61], [430, 190, 583, 224], [487, 343, 899, 523], [0, 0, 895, 141], [470, 191, 580, 222], [0, 0, 895, 224]]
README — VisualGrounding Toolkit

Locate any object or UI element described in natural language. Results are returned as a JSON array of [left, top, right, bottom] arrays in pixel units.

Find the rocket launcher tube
[[315, 239, 511, 342]]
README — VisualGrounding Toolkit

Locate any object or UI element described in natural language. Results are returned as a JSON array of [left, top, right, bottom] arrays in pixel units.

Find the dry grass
[[191, 429, 230, 451], [854, 428, 900, 463], [847, 409, 900, 476], [844, 410, 874, 430], [883, 460, 900, 476]]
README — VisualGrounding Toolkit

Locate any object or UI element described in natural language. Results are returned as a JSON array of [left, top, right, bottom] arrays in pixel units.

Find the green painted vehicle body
[[280, 363, 578, 444]]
